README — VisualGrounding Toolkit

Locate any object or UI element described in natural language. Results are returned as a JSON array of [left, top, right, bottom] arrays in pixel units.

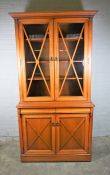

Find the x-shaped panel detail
[[23, 25, 50, 96], [26, 120, 51, 150], [58, 24, 84, 96], [60, 118, 85, 149]]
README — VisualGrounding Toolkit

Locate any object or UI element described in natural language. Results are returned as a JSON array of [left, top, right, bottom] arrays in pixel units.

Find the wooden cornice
[[9, 11, 97, 19]]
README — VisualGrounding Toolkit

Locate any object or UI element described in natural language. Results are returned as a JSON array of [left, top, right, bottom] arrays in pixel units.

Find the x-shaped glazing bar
[[27, 120, 50, 150], [23, 25, 50, 96], [58, 25, 84, 96], [60, 119, 85, 149]]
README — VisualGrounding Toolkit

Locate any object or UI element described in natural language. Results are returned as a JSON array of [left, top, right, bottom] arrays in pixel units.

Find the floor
[[0, 136, 110, 175]]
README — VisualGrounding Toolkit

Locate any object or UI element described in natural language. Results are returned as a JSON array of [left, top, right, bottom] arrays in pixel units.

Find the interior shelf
[[26, 38, 44, 42], [34, 50, 40, 52], [27, 76, 50, 81], [59, 60, 83, 62], [25, 38, 50, 42], [25, 37, 83, 42], [26, 60, 83, 63], [27, 76, 83, 81], [26, 60, 49, 63], [61, 37, 83, 41], [65, 77, 83, 80]]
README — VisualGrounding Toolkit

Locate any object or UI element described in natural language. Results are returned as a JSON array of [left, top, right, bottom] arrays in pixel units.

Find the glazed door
[[56, 114, 89, 154], [19, 19, 54, 101], [22, 114, 55, 154], [54, 18, 89, 101]]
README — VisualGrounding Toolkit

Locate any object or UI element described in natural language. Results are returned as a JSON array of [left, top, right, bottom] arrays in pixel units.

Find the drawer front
[[56, 114, 90, 154], [22, 114, 55, 155], [21, 108, 90, 114]]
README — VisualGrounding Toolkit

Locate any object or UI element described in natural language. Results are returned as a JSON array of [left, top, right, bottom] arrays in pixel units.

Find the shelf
[[26, 60, 83, 63], [60, 76, 83, 80], [64, 77, 83, 80], [64, 37, 83, 41], [34, 49, 40, 52], [25, 38, 49, 42], [27, 76, 50, 81], [25, 38, 43, 42], [59, 60, 83, 62], [26, 60, 49, 64], [27, 76, 83, 81], [26, 61, 35, 63], [26, 37, 83, 42]]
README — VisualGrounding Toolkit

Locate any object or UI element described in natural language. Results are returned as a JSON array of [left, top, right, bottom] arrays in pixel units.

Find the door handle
[[50, 122, 61, 126], [54, 57, 58, 61], [50, 57, 58, 61], [50, 57, 53, 61], [50, 122, 56, 126], [55, 122, 61, 126]]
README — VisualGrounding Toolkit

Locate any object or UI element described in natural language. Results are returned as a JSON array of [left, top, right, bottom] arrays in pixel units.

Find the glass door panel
[[22, 20, 54, 100], [54, 19, 88, 100]]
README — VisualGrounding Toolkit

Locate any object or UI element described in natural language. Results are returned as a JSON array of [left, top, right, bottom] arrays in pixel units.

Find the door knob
[[50, 57, 53, 61], [55, 57, 58, 61], [50, 122, 56, 126], [50, 122, 61, 126], [55, 122, 61, 126]]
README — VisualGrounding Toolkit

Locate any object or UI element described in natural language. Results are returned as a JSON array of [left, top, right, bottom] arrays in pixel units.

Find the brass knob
[[56, 122, 61, 126], [50, 57, 53, 61], [55, 57, 58, 61], [50, 122, 61, 126], [50, 122, 56, 126]]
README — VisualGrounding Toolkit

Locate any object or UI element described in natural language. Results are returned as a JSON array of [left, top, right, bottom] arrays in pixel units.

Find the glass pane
[[58, 23, 84, 96], [24, 23, 50, 97]]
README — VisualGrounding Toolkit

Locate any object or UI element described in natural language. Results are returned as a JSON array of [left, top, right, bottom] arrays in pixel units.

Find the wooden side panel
[[17, 109, 24, 154], [87, 19, 93, 100], [56, 114, 90, 154], [15, 20, 24, 101], [22, 114, 55, 155]]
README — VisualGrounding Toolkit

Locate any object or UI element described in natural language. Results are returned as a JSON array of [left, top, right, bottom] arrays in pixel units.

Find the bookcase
[[10, 11, 96, 162]]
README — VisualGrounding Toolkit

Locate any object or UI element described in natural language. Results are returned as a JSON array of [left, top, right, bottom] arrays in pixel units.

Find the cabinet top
[[9, 11, 97, 19]]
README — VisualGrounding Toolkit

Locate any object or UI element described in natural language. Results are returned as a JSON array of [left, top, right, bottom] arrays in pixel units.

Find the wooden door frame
[[54, 18, 89, 101], [22, 114, 56, 155], [17, 18, 54, 101], [55, 113, 89, 154]]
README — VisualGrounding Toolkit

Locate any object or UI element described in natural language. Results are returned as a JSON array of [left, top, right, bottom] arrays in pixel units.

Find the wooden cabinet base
[[17, 106, 93, 162], [21, 154, 91, 162]]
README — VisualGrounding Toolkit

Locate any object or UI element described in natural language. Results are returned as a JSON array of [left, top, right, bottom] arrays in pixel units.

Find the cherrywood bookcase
[[10, 11, 96, 162]]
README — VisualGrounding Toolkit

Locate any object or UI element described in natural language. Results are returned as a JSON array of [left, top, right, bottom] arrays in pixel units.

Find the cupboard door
[[22, 114, 55, 155], [54, 18, 89, 101], [56, 114, 89, 154], [19, 19, 54, 101]]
